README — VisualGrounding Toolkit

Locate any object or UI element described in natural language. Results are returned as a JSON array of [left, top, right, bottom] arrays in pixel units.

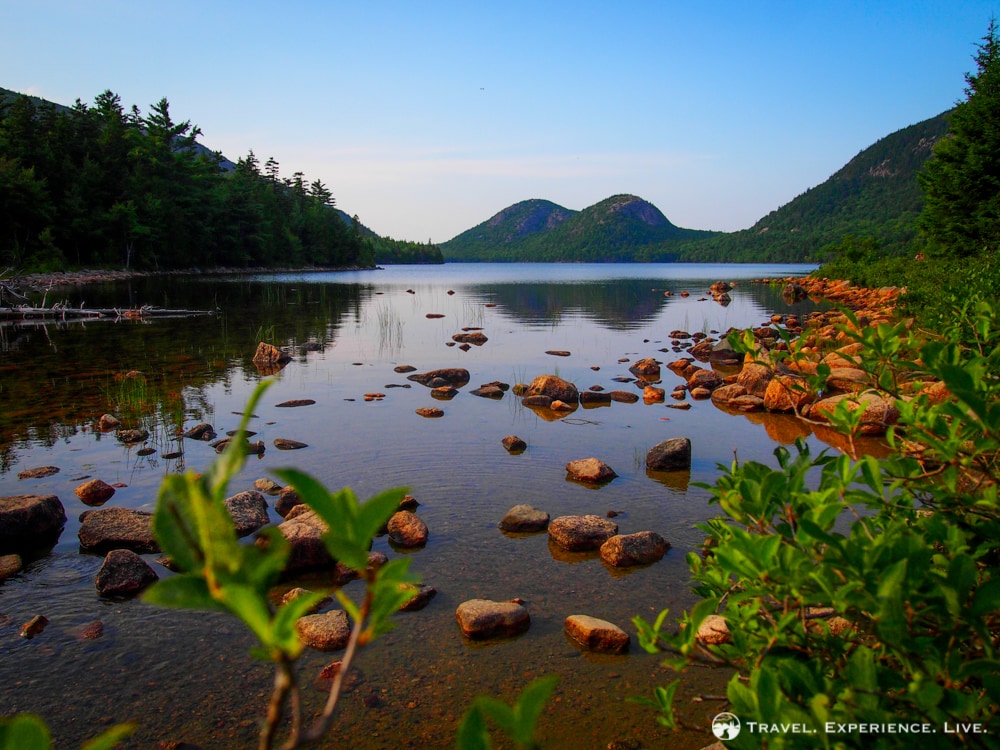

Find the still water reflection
[[2, 263, 834, 749]]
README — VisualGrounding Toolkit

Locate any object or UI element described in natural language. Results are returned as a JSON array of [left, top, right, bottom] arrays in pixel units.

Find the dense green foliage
[[441, 194, 715, 262], [0, 88, 372, 272], [636, 302, 1000, 747], [918, 21, 1000, 258]]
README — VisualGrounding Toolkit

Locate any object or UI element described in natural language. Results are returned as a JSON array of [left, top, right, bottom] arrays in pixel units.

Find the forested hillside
[[663, 111, 951, 262], [441, 194, 715, 262], [0, 87, 442, 272]]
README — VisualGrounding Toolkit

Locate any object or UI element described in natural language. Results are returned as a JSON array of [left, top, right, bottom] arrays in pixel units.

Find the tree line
[[0, 89, 442, 272]]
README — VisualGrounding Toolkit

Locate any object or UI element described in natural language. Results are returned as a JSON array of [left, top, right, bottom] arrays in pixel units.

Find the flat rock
[[646, 438, 692, 472], [470, 385, 505, 399], [407, 368, 470, 387], [296, 610, 351, 651], [545, 350, 571, 357], [580, 390, 612, 405], [0, 494, 67, 551], [387, 511, 428, 547], [608, 390, 639, 404], [17, 466, 60, 480], [565, 458, 617, 485], [74, 478, 116, 507], [499, 505, 549, 533], [522, 394, 553, 408], [416, 407, 444, 418], [95, 549, 158, 597], [78, 507, 158, 553], [275, 399, 316, 408], [456, 599, 530, 640], [600, 531, 670, 567], [224, 490, 270, 537], [274, 438, 309, 450], [548, 515, 618, 552], [431, 385, 458, 399], [564, 614, 630, 654], [686, 369, 724, 391]]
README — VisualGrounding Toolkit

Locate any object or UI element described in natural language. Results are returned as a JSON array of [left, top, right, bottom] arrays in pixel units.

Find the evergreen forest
[[0, 88, 442, 273]]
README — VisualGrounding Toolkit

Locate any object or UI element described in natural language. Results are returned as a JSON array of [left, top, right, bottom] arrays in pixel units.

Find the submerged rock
[[548, 515, 618, 552], [564, 614, 630, 654], [456, 599, 530, 640], [499, 505, 549, 533]]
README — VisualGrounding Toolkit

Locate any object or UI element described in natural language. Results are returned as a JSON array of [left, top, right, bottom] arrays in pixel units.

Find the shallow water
[[1, 262, 843, 748]]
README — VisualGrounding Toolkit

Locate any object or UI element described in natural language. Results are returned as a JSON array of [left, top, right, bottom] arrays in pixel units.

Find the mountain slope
[[664, 111, 951, 262], [442, 194, 716, 262]]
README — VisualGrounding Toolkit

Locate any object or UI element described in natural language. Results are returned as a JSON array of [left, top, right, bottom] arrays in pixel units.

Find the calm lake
[[1, 262, 834, 749]]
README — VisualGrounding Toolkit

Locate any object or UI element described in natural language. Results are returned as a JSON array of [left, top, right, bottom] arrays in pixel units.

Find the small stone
[[499, 505, 549, 533], [296, 610, 351, 651], [224, 490, 270, 537], [696, 614, 731, 645], [96, 549, 159, 597], [456, 599, 530, 639], [275, 399, 316, 408], [98, 414, 120, 430], [275, 487, 302, 517], [182, 423, 217, 440], [254, 478, 283, 495], [20, 615, 48, 639], [565, 458, 617, 485], [501, 435, 527, 453], [564, 614, 630, 654], [74, 478, 116, 507], [399, 584, 438, 612], [548, 515, 618, 552], [415, 407, 444, 418], [274, 438, 309, 450], [0, 554, 23, 580], [387, 511, 429, 548], [78, 507, 157, 554], [600, 531, 670, 567], [646, 438, 692, 472], [17, 466, 60, 480]]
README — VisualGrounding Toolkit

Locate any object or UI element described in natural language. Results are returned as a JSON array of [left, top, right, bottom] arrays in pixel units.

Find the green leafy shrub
[[635, 301, 1000, 748]]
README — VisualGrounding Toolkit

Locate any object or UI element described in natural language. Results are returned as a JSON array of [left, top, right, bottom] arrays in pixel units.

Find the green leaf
[[0, 715, 51, 750], [80, 724, 136, 750], [142, 574, 227, 613], [455, 706, 491, 750], [510, 675, 559, 744]]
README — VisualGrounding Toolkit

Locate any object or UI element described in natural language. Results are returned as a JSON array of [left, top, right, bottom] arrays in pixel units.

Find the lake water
[[1, 262, 833, 749]]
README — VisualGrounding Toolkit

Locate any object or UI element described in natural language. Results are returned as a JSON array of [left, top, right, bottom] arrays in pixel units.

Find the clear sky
[[2, 1, 997, 243]]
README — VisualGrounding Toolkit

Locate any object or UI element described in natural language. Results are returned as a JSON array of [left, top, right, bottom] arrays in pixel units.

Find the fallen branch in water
[[0, 304, 216, 320]]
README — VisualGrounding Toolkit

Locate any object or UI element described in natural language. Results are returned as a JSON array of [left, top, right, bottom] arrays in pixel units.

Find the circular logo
[[712, 712, 742, 740]]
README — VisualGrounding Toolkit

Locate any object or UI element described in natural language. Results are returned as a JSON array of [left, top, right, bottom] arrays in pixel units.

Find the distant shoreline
[[12, 265, 381, 292]]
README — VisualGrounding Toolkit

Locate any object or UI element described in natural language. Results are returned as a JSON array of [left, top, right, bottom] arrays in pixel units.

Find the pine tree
[[918, 19, 1000, 257]]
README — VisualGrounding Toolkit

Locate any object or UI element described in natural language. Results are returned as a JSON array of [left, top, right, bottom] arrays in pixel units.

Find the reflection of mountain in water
[[462, 278, 824, 330]]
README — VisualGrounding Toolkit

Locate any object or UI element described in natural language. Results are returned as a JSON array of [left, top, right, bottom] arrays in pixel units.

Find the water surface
[[1, 263, 832, 748]]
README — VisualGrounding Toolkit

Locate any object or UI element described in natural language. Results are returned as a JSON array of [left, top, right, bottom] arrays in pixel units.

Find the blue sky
[[2, 1, 997, 242]]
